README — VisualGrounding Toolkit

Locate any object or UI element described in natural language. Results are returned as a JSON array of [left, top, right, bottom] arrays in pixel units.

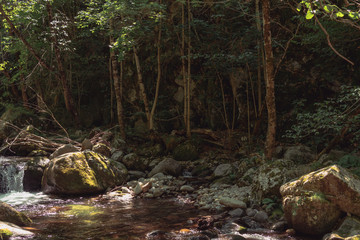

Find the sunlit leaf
[[306, 9, 314, 19]]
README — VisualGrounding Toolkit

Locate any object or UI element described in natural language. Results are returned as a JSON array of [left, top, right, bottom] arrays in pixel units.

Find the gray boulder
[[148, 158, 182, 177], [50, 144, 79, 159]]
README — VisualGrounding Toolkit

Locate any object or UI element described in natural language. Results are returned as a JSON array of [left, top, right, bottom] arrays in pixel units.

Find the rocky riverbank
[[2, 128, 360, 239]]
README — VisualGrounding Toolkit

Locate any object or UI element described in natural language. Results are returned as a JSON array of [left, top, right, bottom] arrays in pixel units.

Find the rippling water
[[0, 191, 318, 240]]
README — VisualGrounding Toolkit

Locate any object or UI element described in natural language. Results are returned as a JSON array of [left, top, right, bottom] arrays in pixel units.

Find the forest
[[1, 0, 360, 158], [2, 1, 360, 239]]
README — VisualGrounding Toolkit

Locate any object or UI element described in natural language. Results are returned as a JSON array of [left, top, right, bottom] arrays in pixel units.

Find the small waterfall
[[0, 157, 25, 193]]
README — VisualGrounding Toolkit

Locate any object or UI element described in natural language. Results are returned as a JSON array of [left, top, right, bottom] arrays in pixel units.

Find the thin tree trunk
[[109, 57, 114, 125], [255, 0, 263, 112], [20, 73, 29, 109], [181, 2, 188, 131], [186, 0, 191, 138], [262, 0, 276, 160], [110, 34, 126, 139], [133, 46, 150, 122], [149, 1, 162, 130], [46, 3, 78, 123]]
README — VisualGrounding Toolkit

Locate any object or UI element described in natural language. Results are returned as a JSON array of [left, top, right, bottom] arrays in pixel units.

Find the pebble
[[180, 185, 195, 192]]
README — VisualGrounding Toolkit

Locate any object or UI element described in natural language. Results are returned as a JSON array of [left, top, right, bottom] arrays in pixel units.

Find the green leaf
[[306, 9, 314, 19], [336, 12, 344, 18], [323, 5, 330, 13]]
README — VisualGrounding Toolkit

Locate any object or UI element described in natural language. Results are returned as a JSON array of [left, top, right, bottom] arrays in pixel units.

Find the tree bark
[[149, 1, 162, 130], [181, 2, 188, 132], [133, 46, 150, 122], [262, 0, 276, 160], [186, 0, 191, 138], [110, 34, 126, 139]]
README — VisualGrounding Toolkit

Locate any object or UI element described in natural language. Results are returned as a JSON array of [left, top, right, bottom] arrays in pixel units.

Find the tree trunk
[[186, 0, 191, 138], [149, 1, 162, 130], [46, 3, 78, 123], [133, 46, 150, 123], [181, 2, 188, 132], [110, 35, 126, 139], [262, 0, 276, 160]]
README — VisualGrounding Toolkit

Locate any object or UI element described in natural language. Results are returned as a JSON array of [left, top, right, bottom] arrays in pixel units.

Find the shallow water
[[0, 191, 318, 240]]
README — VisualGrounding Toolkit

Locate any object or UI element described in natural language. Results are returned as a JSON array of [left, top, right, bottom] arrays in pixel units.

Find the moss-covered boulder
[[0, 222, 34, 239], [173, 141, 198, 161], [282, 192, 342, 235], [0, 202, 32, 226], [42, 151, 128, 195], [93, 143, 111, 158], [280, 165, 360, 235]]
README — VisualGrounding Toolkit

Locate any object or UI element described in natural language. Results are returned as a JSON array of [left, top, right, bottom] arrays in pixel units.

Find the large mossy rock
[[0, 202, 32, 226], [42, 151, 128, 195], [280, 165, 360, 235]]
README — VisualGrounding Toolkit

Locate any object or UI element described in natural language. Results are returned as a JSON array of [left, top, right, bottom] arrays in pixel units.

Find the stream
[[0, 157, 317, 240]]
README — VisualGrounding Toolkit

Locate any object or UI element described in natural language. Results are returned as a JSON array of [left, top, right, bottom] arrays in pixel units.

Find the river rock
[[0, 221, 34, 238], [50, 144, 79, 159], [0, 202, 32, 226], [281, 165, 360, 216], [42, 151, 128, 195], [228, 208, 244, 217], [23, 157, 50, 192], [148, 158, 182, 177], [219, 197, 246, 209], [323, 216, 360, 240], [214, 164, 232, 177], [253, 210, 269, 223], [280, 165, 360, 235], [180, 185, 194, 192], [111, 150, 124, 162]]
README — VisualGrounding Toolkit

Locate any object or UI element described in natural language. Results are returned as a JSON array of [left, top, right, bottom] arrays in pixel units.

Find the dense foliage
[[1, 0, 360, 155]]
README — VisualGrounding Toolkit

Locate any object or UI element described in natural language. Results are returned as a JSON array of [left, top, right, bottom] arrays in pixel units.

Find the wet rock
[[219, 197, 246, 209], [200, 230, 218, 239], [253, 211, 268, 223], [93, 143, 111, 157], [148, 158, 182, 177], [0, 221, 33, 238], [146, 230, 170, 240], [134, 183, 143, 195], [228, 208, 244, 217], [50, 144, 79, 159], [214, 164, 232, 177], [270, 221, 288, 232], [23, 157, 50, 192], [188, 235, 210, 240], [223, 234, 246, 240], [221, 222, 247, 234], [0, 202, 32, 226], [173, 141, 198, 161], [180, 185, 194, 192], [42, 151, 128, 195]]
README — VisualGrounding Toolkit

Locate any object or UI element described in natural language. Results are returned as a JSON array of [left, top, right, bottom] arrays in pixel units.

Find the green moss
[[62, 204, 103, 218], [0, 228, 13, 240], [237, 225, 247, 233]]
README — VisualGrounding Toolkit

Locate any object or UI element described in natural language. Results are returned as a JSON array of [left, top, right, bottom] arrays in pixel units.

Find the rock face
[[0, 202, 32, 226], [42, 151, 128, 195], [148, 158, 182, 177], [280, 165, 360, 235]]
